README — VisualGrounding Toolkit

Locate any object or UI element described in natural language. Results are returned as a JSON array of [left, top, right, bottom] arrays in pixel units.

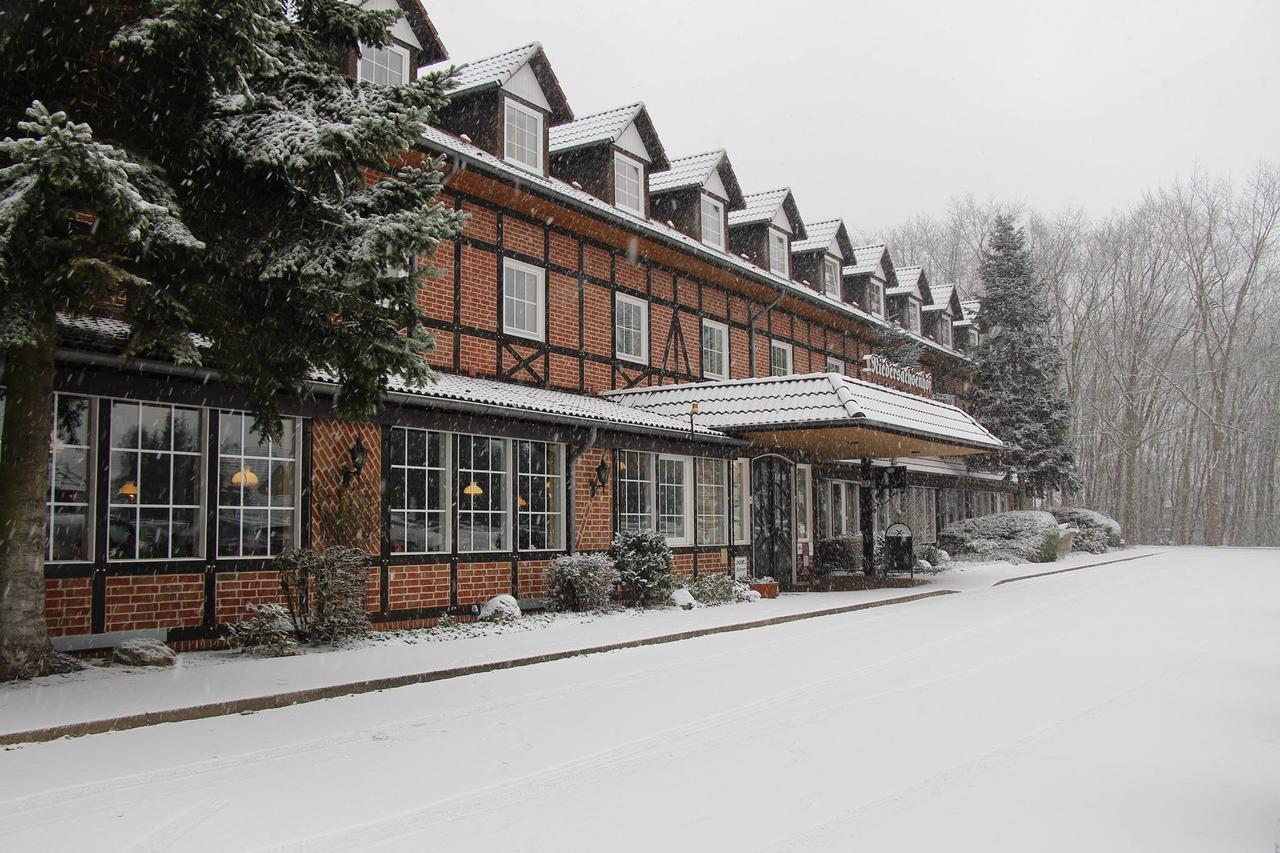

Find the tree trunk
[[0, 316, 79, 680]]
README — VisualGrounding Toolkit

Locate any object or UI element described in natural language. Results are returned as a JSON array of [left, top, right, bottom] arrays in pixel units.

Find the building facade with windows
[[11, 1, 1013, 650]]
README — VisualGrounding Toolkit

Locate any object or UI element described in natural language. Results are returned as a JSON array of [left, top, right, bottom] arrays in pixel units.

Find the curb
[[1, 588, 958, 746], [991, 551, 1163, 586]]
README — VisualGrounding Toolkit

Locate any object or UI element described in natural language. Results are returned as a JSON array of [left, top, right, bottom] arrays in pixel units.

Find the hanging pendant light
[[117, 481, 138, 501], [231, 467, 260, 487], [463, 480, 483, 497]]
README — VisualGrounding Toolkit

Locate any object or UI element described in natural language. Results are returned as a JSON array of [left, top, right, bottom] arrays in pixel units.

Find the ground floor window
[[457, 435, 509, 553], [108, 401, 204, 561], [817, 479, 860, 540], [696, 458, 727, 545], [516, 440, 564, 551], [731, 457, 750, 544], [387, 427, 450, 554], [795, 465, 812, 543], [656, 456, 690, 544], [617, 450, 727, 547], [939, 487, 966, 531], [48, 394, 94, 562], [217, 412, 300, 558], [617, 449, 653, 534]]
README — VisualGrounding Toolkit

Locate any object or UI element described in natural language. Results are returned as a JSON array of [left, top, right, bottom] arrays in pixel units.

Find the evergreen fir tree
[[969, 215, 1081, 503], [0, 0, 463, 679]]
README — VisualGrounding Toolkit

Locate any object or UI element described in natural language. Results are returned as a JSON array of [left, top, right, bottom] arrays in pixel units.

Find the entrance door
[[751, 455, 795, 588]]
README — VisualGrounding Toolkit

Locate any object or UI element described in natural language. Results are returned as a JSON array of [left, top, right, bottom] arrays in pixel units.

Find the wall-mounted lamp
[[340, 437, 368, 489], [591, 457, 610, 498]]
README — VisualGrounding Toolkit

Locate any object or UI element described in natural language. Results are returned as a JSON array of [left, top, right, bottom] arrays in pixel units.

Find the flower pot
[[750, 581, 779, 599]]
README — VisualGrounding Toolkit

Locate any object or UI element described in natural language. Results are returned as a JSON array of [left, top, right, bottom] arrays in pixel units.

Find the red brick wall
[[105, 574, 203, 632], [45, 577, 91, 637], [573, 446, 613, 551], [216, 570, 283, 623], [456, 562, 511, 606], [518, 558, 551, 599], [310, 418, 382, 554], [387, 563, 450, 610]]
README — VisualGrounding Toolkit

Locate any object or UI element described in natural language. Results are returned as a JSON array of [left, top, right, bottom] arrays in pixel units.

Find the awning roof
[[604, 373, 1003, 460]]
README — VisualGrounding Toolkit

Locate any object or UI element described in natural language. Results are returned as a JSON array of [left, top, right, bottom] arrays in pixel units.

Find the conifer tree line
[[869, 165, 1280, 546]]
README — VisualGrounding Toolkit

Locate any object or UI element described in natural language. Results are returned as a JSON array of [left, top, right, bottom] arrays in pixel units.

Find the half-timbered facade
[[14, 2, 1013, 650]]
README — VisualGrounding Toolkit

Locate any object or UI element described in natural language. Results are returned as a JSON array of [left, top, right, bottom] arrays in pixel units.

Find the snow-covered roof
[[791, 219, 851, 258], [844, 244, 888, 277], [888, 265, 930, 301], [547, 102, 669, 169], [422, 42, 572, 122], [728, 189, 805, 238], [604, 373, 1002, 452], [647, 149, 745, 208], [960, 298, 981, 318], [416, 126, 964, 361], [392, 0, 447, 63], [52, 315, 734, 442], [864, 456, 1008, 482]]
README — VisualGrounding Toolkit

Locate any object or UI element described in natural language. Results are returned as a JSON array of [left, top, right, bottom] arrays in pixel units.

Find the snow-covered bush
[[276, 546, 370, 644], [613, 530, 676, 606], [479, 594, 521, 622], [938, 511, 1062, 564], [917, 544, 951, 572], [1048, 507, 1122, 552], [226, 603, 296, 655], [685, 573, 754, 605], [544, 553, 619, 612], [813, 536, 861, 576]]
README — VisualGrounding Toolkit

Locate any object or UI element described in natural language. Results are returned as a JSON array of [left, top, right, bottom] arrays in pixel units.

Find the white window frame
[[731, 457, 751, 545], [387, 427, 451, 556], [868, 279, 885, 317], [502, 257, 545, 341], [357, 42, 409, 86], [503, 99, 544, 174], [770, 339, 793, 376], [700, 194, 725, 249], [216, 412, 302, 559], [617, 449, 654, 534], [614, 291, 649, 364], [769, 228, 790, 277], [695, 457, 727, 546], [902, 298, 921, 333], [617, 450, 695, 547], [516, 439, 566, 551], [656, 454, 693, 546], [701, 318, 729, 380], [795, 464, 812, 544], [613, 151, 644, 214], [937, 312, 953, 348], [47, 394, 95, 563], [825, 356, 844, 375], [823, 256, 841, 299], [456, 434, 511, 554]]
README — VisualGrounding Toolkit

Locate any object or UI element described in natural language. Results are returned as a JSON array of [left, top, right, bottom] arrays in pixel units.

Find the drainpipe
[[747, 283, 788, 375], [564, 426, 599, 555]]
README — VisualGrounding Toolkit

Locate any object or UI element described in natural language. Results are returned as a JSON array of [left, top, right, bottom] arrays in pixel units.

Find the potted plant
[[748, 576, 780, 599]]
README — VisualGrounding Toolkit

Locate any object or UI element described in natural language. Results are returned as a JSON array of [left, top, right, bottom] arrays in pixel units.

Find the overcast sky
[[424, 0, 1279, 234]]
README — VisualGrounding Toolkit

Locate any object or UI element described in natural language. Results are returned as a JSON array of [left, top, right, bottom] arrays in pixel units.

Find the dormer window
[[358, 43, 409, 86], [937, 315, 953, 348], [504, 101, 543, 173], [823, 257, 841, 299], [613, 152, 644, 214], [700, 195, 725, 249], [868, 281, 885, 317], [769, 229, 789, 277], [901, 300, 921, 333]]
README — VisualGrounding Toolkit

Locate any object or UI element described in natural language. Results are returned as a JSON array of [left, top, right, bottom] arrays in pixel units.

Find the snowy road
[[1, 547, 1277, 852]]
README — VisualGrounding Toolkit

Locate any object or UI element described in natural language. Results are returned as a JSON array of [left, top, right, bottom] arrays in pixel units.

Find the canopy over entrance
[[603, 373, 1003, 461]]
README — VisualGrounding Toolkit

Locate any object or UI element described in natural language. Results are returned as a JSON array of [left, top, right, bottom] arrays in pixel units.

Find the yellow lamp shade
[[117, 481, 138, 499], [231, 467, 260, 487], [517, 495, 527, 508], [463, 480, 483, 497]]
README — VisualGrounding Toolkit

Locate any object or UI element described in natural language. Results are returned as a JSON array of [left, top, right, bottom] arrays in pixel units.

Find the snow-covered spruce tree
[[0, 0, 463, 679], [968, 216, 1081, 504]]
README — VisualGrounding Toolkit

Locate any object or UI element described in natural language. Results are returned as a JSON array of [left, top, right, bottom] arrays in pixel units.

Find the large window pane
[[109, 401, 203, 561], [617, 450, 652, 534], [458, 435, 507, 553], [695, 458, 726, 545], [388, 427, 448, 554], [48, 394, 93, 562], [657, 456, 687, 542], [517, 440, 564, 551], [216, 412, 297, 558]]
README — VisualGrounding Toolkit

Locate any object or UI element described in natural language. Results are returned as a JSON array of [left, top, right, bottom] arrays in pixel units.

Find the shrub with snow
[[479, 594, 521, 622], [226, 602, 297, 655], [276, 546, 370, 644], [613, 530, 676, 607], [1048, 507, 1122, 553], [544, 553, 620, 612], [813, 536, 861, 576], [938, 511, 1062, 564], [916, 544, 951, 573], [685, 573, 755, 605]]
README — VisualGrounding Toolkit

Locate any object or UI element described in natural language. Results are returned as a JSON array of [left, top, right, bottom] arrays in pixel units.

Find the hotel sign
[[861, 354, 933, 393]]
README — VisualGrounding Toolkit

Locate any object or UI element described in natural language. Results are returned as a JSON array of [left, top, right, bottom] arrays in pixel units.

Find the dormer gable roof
[[548, 102, 669, 170], [958, 297, 981, 322], [393, 0, 447, 63], [889, 265, 931, 302], [791, 219, 854, 260], [423, 42, 573, 122], [648, 150, 745, 208], [925, 284, 962, 315], [844, 244, 897, 285], [728, 188, 806, 239]]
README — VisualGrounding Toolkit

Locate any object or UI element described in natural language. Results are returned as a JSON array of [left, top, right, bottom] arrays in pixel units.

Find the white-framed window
[[818, 479, 861, 539], [217, 412, 300, 558], [657, 455, 692, 544], [457, 435, 509, 552], [387, 427, 450, 555], [695, 458, 727, 545], [910, 485, 938, 544], [48, 394, 94, 562], [357, 42, 409, 86], [614, 292, 648, 364], [516, 440, 564, 551], [770, 340, 793, 376], [868, 280, 885, 317], [937, 314, 953, 348], [504, 100, 543, 173], [731, 457, 751, 545], [795, 464, 812, 543], [902, 299, 921, 333], [108, 401, 204, 561], [701, 318, 728, 380], [617, 449, 653, 534], [769, 229, 789, 276], [503, 257, 545, 341], [700, 194, 724, 249], [825, 356, 844, 375], [823, 256, 841, 299], [613, 152, 644, 214]]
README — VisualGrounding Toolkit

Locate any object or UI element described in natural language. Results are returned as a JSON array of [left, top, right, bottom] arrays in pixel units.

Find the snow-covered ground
[[0, 548, 1155, 739], [1, 546, 1276, 851]]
